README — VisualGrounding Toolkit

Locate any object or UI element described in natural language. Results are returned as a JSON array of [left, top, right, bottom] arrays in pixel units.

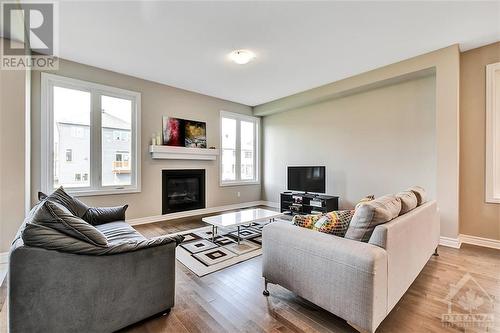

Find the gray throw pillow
[[345, 195, 402, 242], [44, 186, 90, 218], [31, 200, 108, 247], [83, 205, 129, 226]]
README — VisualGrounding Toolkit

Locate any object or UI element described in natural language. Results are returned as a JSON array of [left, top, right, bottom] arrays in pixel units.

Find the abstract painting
[[162, 116, 184, 146], [184, 120, 207, 148]]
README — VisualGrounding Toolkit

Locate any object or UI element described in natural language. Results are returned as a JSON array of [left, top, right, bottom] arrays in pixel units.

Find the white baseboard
[[439, 236, 462, 249], [439, 234, 500, 250], [127, 200, 278, 226], [0, 252, 8, 264], [460, 234, 500, 250]]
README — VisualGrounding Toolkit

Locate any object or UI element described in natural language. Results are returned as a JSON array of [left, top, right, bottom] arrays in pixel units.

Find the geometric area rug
[[173, 220, 271, 277]]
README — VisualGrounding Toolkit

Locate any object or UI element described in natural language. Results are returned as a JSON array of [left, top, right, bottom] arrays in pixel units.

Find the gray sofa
[[9, 189, 182, 333], [262, 200, 440, 333]]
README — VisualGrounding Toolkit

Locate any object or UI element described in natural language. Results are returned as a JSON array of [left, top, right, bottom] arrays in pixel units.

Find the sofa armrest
[[369, 200, 439, 312], [9, 241, 177, 332], [262, 222, 387, 333]]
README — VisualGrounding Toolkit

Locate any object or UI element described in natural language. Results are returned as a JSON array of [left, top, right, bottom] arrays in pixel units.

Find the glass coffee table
[[202, 208, 284, 244]]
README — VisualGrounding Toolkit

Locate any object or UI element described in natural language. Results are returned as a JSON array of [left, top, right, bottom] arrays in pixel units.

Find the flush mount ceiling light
[[228, 49, 256, 65]]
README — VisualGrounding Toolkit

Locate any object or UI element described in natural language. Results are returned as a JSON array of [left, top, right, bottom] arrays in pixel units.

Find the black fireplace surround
[[162, 169, 206, 214]]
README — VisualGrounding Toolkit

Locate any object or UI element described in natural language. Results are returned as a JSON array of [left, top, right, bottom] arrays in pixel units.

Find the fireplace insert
[[162, 169, 206, 214]]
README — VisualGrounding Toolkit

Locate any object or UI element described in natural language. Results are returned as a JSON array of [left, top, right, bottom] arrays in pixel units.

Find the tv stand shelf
[[280, 192, 339, 216]]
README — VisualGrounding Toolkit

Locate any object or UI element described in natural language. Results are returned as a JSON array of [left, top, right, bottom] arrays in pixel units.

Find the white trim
[[149, 145, 219, 160], [0, 252, 9, 264], [127, 200, 275, 226], [460, 234, 500, 250], [40, 73, 141, 197], [25, 67, 31, 215], [439, 236, 462, 249], [219, 110, 261, 186], [485, 62, 500, 203]]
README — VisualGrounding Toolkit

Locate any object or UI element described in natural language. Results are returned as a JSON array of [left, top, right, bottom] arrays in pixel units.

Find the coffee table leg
[[212, 225, 215, 242], [237, 226, 240, 245]]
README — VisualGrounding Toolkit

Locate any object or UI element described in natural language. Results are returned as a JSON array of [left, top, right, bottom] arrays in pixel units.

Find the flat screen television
[[287, 166, 326, 193]]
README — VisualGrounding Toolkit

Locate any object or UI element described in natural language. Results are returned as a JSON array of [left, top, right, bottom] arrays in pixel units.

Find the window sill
[[485, 196, 500, 204], [220, 181, 260, 187], [66, 188, 141, 197]]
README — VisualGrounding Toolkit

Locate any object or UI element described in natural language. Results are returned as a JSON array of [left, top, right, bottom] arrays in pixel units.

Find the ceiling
[[54, 1, 500, 105]]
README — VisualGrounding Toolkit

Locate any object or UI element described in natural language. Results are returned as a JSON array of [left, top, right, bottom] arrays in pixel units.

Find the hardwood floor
[[1, 208, 499, 332], [116, 243, 500, 333]]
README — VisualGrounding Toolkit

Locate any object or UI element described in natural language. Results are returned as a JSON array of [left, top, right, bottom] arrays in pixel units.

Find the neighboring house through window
[[219, 111, 260, 185], [41, 73, 141, 195]]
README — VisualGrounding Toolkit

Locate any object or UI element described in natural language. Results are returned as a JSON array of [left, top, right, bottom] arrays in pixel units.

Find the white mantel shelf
[[149, 145, 219, 160]]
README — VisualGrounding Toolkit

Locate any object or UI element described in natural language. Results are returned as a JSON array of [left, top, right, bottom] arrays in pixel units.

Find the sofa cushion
[[43, 187, 89, 218], [355, 194, 375, 210], [313, 210, 355, 237], [292, 213, 323, 229], [83, 205, 129, 226], [408, 186, 427, 206], [395, 191, 418, 215], [95, 221, 145, 243], [345, 195, 402, 242], [28, 200, 108, 247]]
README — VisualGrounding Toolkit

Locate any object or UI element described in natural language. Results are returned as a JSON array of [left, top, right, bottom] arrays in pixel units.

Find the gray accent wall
[[261, 75, 437, 208]]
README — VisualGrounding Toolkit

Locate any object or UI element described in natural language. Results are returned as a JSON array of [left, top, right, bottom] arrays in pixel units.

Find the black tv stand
[[280, 192, 339, 216]]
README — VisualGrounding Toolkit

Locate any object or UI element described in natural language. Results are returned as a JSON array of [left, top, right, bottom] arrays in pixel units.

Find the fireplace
[[162, 169, 206, 214]]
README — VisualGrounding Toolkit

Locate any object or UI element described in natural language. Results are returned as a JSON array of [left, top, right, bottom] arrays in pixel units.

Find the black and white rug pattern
[[175, 221, 270, 276]]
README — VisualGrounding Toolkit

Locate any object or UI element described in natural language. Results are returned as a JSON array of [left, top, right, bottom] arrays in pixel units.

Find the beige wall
[[460, 42, 500, 240], [262, 75, 437, 208], [0, 40, 29, 252], [31, 59, 260, 219]]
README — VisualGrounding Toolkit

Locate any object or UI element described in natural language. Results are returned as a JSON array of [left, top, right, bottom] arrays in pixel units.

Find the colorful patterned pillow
[[292, 213, 323, 229], [355, 195, 375, 210], [313, 210, 355, 237]]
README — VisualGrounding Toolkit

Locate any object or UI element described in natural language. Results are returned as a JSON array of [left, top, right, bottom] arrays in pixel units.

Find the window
[[486, 62, 500, 203], [65, 149, 73, 162], [41, 73, 141, 196], [220, 111, 259, 185]]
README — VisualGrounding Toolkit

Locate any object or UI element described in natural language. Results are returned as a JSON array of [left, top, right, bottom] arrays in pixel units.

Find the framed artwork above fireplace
[[162, 116, 207, 148]]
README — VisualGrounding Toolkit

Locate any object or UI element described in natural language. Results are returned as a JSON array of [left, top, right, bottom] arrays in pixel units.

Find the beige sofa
[[262, 200, 440, 333]]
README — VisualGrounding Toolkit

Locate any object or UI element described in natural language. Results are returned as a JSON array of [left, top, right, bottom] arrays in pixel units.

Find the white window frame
[[486, 62, 500, 203], [219, 110, 260, 186], [41, 73, 141, 196]]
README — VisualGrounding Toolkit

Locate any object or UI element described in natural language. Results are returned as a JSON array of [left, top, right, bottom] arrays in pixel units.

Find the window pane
[[241, 121, 254, 150], [101, 95, 132, 186], [241, 121, 255, 180], [53, 86, 91, 188], [221, 149, 236, 181], [221, 117, 236, 149], [241, 150, 254, 180]]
